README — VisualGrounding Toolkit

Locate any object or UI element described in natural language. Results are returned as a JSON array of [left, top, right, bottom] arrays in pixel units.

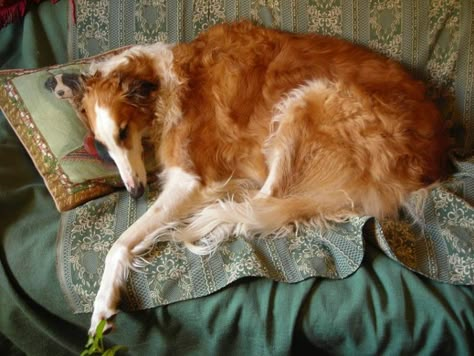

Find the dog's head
[[81, 50, 161, 199]]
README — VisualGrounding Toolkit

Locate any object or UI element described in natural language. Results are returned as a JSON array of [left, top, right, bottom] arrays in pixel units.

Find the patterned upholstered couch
[[0, 1, 473, 355]]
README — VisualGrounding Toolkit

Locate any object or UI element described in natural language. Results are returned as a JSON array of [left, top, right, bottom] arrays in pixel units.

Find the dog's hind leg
[[89, 167, 201, 335], [173, 95, 313, 251], [176, 81, 361, 251], [174, 142, 302, 253]]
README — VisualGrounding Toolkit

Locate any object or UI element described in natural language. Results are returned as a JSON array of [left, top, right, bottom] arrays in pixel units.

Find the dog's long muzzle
[[129, 183, 145, 199], [113, 158, 147, 200], [105, 138, 147, 200]]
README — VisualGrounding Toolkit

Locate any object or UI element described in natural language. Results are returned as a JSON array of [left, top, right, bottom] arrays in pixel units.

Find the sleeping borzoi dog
[[79, 21, 447, 334]]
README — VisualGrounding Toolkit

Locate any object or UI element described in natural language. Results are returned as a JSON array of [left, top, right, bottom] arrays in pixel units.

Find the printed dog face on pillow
[[45, 73, 88, 125], [45, 73, 83, 99], [45, 72, 113, 162]]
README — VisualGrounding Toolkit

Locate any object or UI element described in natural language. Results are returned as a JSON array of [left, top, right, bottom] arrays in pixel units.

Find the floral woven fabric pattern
[[58, 181, 368, 312], [58, 0, 474, 313], [58, 158, 474, 313]]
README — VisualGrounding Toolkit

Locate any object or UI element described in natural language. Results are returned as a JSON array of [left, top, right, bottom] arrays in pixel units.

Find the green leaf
[[94, 320, 106, 348], [103, 345, 128, 356], [81, 320, 128, 356]]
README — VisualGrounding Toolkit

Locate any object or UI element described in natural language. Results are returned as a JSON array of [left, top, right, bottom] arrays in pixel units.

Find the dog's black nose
[[130, 183, 145, 199], [57, 90, 65, 97]]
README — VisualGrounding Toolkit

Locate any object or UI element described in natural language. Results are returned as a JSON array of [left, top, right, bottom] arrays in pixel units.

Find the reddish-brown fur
[[83, 20, 448, 230]]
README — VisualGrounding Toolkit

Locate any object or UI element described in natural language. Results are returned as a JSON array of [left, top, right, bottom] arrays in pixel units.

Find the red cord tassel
[[0, 0, 27, 30]]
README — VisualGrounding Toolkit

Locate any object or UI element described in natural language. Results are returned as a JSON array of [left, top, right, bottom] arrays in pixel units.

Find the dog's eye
[[94, 140, 113, 162], [119, 125, 128, 141]]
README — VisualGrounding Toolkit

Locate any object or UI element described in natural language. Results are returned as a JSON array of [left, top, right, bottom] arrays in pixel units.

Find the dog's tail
[[176, 193, 354, 255]]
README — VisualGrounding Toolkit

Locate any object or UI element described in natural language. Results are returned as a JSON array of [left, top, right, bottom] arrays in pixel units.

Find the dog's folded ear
[[124, 79, 160, 105], [80, 73, 91, 85], [80, 71, 103, 92]]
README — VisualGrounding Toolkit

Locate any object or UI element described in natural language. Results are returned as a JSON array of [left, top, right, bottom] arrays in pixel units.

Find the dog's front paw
[[89, 300, 118, 336]]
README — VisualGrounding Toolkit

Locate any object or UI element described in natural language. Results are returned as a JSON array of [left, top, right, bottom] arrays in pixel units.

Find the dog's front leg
[[89, 167, 200, 335]]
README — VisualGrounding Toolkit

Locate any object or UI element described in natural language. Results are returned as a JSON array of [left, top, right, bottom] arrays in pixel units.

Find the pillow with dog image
[[0, 48, 158, 211]]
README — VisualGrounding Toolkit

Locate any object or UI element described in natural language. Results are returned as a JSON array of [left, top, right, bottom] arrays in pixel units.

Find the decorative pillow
[[0, 48, 159, 211]]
